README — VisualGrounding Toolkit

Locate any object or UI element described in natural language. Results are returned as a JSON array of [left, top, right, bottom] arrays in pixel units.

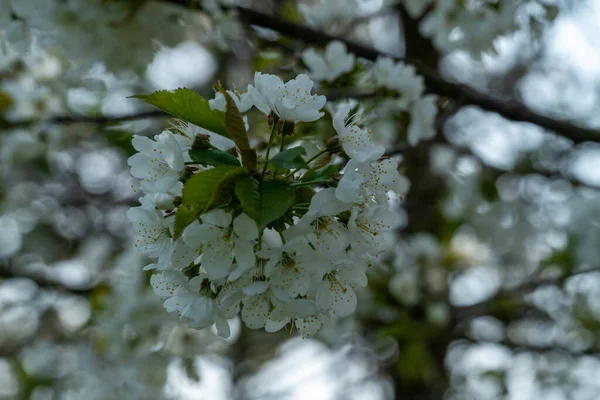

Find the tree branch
[[232, 7, 600, 144], [1, 88, 377, 129], [1, 110, 168, 129]]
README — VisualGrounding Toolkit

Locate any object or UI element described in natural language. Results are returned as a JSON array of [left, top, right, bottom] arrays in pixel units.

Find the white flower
[[182, 210, 258, 280], [294, 312, 330, 338], [333, 103, 385, 163], [265, 298, 317, 333], [283, 188, 350, 240], [336, 159, 410, 204], [209, 90, 254, 113], [316, 261, 366, 317], [299, 0, 359, 27], [126, 206, 173, 258], [302, 41, 355, 83], [1, 76, 62, 121], [127, 131, 186, 193], [151, 270, 231, 337], [403, 0, 432, 18], [258, 240, 314, 299], [247, 72, 327, 123], [407, 95, 438, 146], [371, 58, 424, 108], [0, 215, 22, 258], [348, 205, 402, 256], [241, 290, 271, 330]]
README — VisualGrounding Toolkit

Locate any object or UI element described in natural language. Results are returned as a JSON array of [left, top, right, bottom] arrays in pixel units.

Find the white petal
[[242, 281, 270, 295], [316, 280, 331, 312], [308, 188, 351, 217], [329, 281, 357, 317], [201, 238, 234, 280], [241, 294, 270, 329], [171, 240, 198, 270], [234, 237, 256, 271], [202, 209, 233, 228], [289, 299, 318, 318], [151, 273, 178, 297], [337, 267, 368, 287], [215, 316, 231, 338], [265, 308, 291, 333], [294, 315, 323, 338], [233, 213, 259, 241]]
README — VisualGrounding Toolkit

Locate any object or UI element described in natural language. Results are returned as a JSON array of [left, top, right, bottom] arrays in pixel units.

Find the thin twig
[[2, 110, 168, 129]]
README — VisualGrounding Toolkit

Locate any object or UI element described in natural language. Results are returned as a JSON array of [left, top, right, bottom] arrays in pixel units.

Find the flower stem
[[284, 148, 328, 179], [291, 179, 335, 188], [262, 122, 279, 175]]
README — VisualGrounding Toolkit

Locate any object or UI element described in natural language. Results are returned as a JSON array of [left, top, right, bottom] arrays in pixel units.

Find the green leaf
[[295, 186, 315, 204], [223, 91, 256, 169], [131, 88, 228, 138], [235, 177, 296, 229], [188, 148, 241, 166], [0, 91, 12, 113], [174, 166, 247, 239], [301, 164, 340, 182], [269, 147, 309, 171], [234, 175, 261, 223]]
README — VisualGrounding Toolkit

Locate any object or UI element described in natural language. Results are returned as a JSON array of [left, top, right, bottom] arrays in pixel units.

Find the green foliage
[[294, 186, 315, 204], [174, 166, 248, 239], [397, 341, 435, 384], [479, 177, 499, 202], [188, 148, 241, 166], [235, 176, 296, 229], [301, 164, 340, 182], [131, 88, 228, 138], [539, 235, 577, 275], [105, 129, 136, 156], [269, 147, 309, 171], [234, 175, 261, 222], [0, 91, 12, 112], [223, 91, 257, 169]]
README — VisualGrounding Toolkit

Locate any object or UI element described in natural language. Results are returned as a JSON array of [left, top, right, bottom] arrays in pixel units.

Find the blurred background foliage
[[3, 0, 600, 399]]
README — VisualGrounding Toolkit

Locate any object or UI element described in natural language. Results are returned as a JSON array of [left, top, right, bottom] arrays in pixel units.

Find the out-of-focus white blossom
[[299, 0, 360, 28], [368, 57, 437, 146], [0, 215, 22, 258], [302, 41, 355, 83]]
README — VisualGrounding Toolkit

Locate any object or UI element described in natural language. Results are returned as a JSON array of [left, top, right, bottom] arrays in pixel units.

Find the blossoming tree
[[2, 0, 600, 399]]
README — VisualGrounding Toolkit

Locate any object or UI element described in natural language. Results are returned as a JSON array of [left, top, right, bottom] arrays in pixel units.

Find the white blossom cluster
[[301, 41, 437, 146], [297, 0, 557, 56], [0, 40, 63, 121], [2, 0, 194, 72], [404, 0, 558, 55], [127, 72, 411, 338]]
